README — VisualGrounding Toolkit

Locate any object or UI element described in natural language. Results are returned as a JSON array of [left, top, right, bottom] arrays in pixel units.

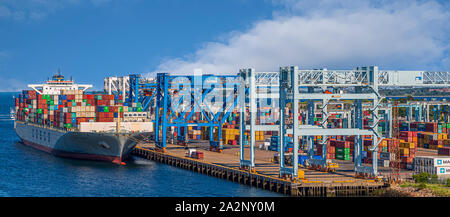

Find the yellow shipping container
[[400, 142, 414, 149], [400, 148, 409, 156], [298, 170, 305, 179], [438, 134, 448, 140]]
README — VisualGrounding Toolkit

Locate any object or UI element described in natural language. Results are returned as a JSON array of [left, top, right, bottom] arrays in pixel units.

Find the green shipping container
[[37, 109, 42, 114], [137, 107, 142, 112], [104, 106, 109, 112], [336, 147, 350, 154], [336, 153, 350, 160], [119, 106, 123, 112]]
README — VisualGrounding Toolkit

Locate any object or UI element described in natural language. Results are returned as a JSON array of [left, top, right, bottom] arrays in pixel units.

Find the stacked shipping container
[[15, 89, 144, 130]]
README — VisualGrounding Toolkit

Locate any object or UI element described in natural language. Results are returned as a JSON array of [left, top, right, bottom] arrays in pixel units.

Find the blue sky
[[0, 0, 449, 91]]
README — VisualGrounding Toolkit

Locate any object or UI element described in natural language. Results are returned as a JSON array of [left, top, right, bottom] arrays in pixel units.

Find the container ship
[[14, 73, 153, 164]]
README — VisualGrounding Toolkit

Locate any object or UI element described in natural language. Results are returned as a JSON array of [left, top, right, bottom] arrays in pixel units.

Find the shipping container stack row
[[15, 89, 144, 130], [406, 122, 450, 134], [307, 135, 412, 169], [400, 122, 450, 156], [187, 126, 202, 140], [160, 111, 211, 140]]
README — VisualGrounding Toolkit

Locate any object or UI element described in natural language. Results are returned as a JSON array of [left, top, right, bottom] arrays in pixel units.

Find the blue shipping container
[[299, 155, 308, 166]]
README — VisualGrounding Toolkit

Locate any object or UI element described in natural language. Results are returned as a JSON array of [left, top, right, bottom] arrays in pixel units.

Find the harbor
[[11, 66, 450, 197]]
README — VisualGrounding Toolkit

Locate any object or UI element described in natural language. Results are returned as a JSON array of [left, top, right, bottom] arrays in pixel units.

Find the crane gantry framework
[[104, 68, 449, 179], [239, 67, 448, 179], [153, 73, 241, 152]]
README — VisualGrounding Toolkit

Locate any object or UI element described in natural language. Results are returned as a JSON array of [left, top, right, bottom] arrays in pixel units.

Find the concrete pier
[[132, 143, 388, 196]]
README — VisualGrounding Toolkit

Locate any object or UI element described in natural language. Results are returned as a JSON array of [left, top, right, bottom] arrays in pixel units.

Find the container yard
[[15, 67, 450, 196]]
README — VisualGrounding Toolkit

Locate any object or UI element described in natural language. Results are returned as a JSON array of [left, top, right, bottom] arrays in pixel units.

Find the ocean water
[[0, 92, 281, 197]]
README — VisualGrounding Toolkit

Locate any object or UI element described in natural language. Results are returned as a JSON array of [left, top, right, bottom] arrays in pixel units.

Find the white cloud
[[153, 0, 450, 75]]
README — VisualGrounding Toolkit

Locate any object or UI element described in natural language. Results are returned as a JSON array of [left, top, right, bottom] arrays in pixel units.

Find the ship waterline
[[15, 121, 150, 164]]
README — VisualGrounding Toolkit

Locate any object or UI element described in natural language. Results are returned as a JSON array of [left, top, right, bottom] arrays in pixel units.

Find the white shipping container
[[414, 165, 450, 176], [434, 158, 450, 167], [414, 156, 450, 167], [79, 122, 153, 132], [437, 167, 450, 175]]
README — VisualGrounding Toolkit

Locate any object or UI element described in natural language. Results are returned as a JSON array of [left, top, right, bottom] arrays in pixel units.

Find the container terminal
[[14, 66, 450, 196]]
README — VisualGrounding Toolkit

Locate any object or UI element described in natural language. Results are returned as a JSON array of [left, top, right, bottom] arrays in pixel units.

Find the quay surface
[[132, 142, 389, 196]]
